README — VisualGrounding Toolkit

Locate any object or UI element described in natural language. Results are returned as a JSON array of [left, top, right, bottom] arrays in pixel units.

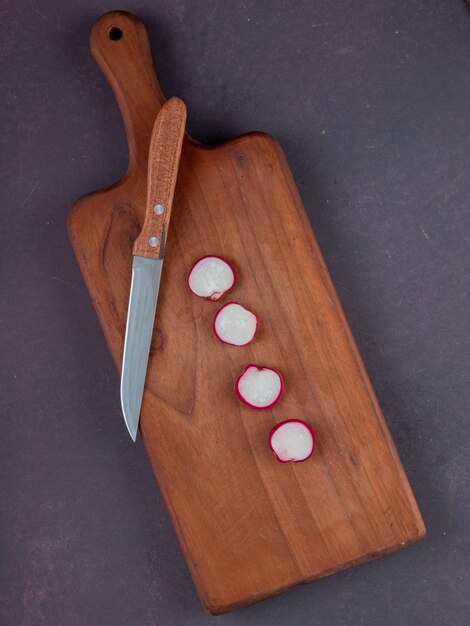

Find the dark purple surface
[[1, 1, 469, 624]]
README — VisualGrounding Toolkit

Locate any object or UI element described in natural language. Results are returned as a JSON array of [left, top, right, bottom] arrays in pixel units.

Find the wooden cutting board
[[68, 11, 425, 615]]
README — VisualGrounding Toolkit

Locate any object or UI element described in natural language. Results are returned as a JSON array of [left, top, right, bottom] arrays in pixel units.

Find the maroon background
[[1, 1, 469, 624]]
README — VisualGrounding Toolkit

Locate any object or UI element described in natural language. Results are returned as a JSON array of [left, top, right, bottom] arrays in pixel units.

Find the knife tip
[[120, 389, 139, 442], [122, 409, 138, 442], [129, 430, 137, 443]]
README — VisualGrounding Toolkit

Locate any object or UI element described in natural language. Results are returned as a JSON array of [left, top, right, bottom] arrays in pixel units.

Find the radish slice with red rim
[[235, 365, 283, 409], [213, 302, 257, 346], [188, 255, 236, 301], [268, 419, 315, 463]]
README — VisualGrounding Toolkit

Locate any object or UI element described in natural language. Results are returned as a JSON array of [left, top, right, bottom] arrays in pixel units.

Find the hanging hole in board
[[108, 27, 123, 41]]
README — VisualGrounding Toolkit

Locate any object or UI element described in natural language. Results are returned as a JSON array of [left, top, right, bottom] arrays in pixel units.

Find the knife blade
[[120, 97, 186, 441]]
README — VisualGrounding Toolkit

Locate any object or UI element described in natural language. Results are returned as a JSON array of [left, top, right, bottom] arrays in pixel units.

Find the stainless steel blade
[[120, 256, 163, 441]]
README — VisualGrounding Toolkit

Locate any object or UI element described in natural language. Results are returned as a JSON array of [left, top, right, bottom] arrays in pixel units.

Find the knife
[[120, 97, 186, 441]]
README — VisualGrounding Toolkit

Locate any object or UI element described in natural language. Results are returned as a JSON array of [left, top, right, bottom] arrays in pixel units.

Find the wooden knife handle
[[90, 11, 167, 174], [132, 97, 187, 259]]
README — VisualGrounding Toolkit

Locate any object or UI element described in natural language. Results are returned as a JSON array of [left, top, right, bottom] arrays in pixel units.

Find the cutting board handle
[[90, 11, 167, 174]]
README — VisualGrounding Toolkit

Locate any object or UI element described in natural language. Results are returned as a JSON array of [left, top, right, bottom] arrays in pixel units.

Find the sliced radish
[[268, 419, 315, 463], [213, 302, 257, 346], [188, 255, 236, 301], [235, 365, 283, 409]]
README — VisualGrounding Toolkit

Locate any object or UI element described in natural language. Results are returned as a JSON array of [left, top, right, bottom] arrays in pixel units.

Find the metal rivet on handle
[[153, 204, 165, 215], [149, 236, 159, 247]]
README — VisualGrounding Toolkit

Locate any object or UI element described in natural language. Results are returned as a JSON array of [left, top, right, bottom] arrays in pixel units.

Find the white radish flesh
[[236, 365, 283, 409], [188, 256, 235, 301], [269, 419, 315, 463], [213, 303, 257, 346]]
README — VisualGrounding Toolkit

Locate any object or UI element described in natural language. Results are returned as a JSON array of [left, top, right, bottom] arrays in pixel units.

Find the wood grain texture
[[68, 11, 425, 615], [133, 97, 186, 258]]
